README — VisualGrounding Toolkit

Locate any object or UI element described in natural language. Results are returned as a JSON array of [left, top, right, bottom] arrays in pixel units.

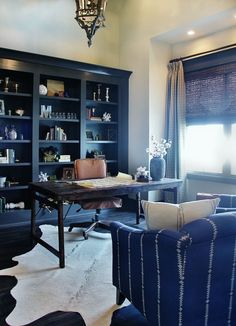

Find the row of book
[[0, 148, 15, 163], [45, 126, 67, 141]]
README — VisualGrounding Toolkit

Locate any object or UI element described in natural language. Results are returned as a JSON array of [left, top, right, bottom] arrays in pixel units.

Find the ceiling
[[155, 7, 236, 44]]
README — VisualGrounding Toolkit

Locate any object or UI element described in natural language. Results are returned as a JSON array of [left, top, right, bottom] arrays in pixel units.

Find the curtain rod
[[169, 43, 236, 63]]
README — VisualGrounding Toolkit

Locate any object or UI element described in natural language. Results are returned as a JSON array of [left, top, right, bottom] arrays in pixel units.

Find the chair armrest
[[110, 222, 189, 325]]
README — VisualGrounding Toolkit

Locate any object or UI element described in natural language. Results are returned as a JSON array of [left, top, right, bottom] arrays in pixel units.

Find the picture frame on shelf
[[0, 99, 5, 115], [86, 130, 94, 140], [62, 167, 75, 180], [47, 79, 64, 97]]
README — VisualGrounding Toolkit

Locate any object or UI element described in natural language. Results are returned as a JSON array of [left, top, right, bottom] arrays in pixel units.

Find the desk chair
[[68, 158, 122, 239]]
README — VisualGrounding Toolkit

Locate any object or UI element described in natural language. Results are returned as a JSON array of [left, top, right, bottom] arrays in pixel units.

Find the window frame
[[183, 47, 236, 182]]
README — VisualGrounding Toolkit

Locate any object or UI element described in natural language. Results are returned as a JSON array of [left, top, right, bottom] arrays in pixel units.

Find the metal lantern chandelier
[[75, 0, 108, 47]]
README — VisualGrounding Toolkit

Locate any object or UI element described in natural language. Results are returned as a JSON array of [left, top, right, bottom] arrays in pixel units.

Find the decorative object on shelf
[[74, 0, 107, 47], [47, 105, 52, 118], [102, 112, 111, 121], [146, 137, 172, 181], [8, 125, 17, 140], [97, 84, 102, 101], [0, 99, 5, 115], [93, 91, 96, 101], [15, 108, 24, 116], [40, 105, 46, 117], [5, 201, 25, 209], [94, 153, 105, 159], [91, 107, 96, 116], [5, 149, 15, 163], [15, 83, 19, 93], [47, 79, 64, 97], [136, 166, 149, 182], [62, 167, 75, 180], [4, 77, 9, 92], [38, 171, 49, 182], [59, 154, 71, 162], [40, 146, 59, 162], [39, 84, 48, 95], [86, 130, 94, 140], [105, 87, 110, 102], [0, 176, 6, 188], [46, 126, 67, 141]]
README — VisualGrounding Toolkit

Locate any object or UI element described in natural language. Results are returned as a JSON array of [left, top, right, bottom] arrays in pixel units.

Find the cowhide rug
[[0, 225, 125, 326]]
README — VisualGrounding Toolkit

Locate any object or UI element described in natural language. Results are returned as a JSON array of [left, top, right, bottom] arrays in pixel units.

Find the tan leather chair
[[68, 158, 122, 239]]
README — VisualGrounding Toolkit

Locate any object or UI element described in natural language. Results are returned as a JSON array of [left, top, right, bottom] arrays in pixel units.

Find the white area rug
[[0, 225, 124, 326]]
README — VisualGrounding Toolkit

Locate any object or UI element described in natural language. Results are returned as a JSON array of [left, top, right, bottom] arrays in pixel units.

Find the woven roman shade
[[184, 47, 236, 124]]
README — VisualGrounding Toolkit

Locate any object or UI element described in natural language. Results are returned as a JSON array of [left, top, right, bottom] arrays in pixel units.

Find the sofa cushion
[[110, 305, 151, 326], [142, 198, 220, 231]]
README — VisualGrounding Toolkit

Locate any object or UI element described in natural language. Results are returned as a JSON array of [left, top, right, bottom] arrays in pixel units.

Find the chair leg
[[69, 208, 106, 239], [83, 221, 99, 240]]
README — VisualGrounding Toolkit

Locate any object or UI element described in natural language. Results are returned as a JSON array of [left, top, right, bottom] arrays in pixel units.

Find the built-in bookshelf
[[0, 47, 131, 224]]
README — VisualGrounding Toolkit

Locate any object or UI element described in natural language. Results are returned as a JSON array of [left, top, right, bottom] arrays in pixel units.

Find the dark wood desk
[[30, 178, 182, 268]]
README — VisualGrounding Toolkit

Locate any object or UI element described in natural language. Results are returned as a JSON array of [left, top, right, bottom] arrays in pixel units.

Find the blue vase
[[150, 157, 166, 181]]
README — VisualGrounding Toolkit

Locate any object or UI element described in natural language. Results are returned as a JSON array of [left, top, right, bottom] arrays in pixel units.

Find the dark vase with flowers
[[150, 156, 166, 181]]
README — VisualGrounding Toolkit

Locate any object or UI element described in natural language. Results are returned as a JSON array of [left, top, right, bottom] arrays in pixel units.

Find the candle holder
[[15, 83, 19, 93], [105, 87, 110, 102], [97, 84, 102, 101], [4, 77, 9, 92]]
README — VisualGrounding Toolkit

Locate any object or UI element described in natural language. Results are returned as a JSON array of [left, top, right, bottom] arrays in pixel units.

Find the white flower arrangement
[[146, 136, 172, 158], [136, 166, 149, 182]]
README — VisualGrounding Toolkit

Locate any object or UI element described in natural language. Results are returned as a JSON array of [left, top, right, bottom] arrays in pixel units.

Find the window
[[183, 47, 236, 177]]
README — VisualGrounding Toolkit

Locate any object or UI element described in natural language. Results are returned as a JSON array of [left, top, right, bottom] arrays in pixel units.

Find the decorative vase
[[8, 125, 17, 140], [150, 157, 166, 181]]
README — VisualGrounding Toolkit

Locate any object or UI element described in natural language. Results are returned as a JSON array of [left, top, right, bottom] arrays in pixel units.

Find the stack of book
[[0, 149, 15, 163]]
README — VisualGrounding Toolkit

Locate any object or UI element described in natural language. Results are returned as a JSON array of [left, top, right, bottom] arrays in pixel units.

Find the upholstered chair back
[[111, 213, 236, 325], [74, 158, 106, 180]]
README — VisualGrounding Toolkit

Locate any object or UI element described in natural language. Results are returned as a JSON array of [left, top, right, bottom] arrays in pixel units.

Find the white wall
[[118, 0, 236, 177], [0, 0, 120, 67]]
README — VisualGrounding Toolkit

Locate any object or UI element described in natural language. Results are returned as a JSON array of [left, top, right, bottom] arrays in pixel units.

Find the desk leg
[[173, 187, 178, 204], [58, 201, 65, 268], [136, 192, 141, 224], [31, 190, 36, 238]]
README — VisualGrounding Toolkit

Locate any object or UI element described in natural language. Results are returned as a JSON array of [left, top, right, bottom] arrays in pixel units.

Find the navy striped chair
[[197, 193, 236, 213], [110, 213, 236, 326]]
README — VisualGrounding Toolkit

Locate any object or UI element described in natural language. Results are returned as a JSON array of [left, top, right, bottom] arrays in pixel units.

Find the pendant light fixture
[[75, 0, 108, 47]]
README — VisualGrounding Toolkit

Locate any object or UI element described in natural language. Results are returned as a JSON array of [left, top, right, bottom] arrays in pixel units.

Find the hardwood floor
[[0, 207, 141, 326]]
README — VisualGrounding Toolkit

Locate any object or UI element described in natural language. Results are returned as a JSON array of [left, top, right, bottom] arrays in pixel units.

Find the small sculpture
[[15, 109, 24, 116], [38, 171, 49, 182], [39, 84, 48, 95], [102, 112, 111, 121]]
